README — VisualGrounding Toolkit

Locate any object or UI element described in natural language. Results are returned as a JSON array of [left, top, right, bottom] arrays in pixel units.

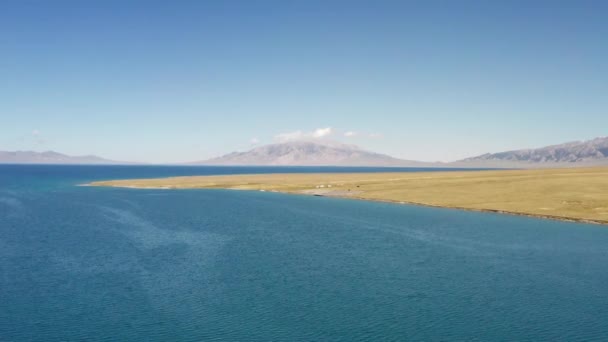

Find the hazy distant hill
[[0, 150, 129, 165], [6, 136, 608, 168], [458, 136, 608, 167], [195, 140, 436, 167]]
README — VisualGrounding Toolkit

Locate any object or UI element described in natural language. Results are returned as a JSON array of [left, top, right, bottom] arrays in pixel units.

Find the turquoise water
[[1, 165, 608, 341]]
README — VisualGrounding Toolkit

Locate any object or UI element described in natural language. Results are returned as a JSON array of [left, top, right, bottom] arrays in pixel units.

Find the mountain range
[[194, 140, 434, 167], [196, 136, 608, 167], [2, 136, 608, 167], [0, 151, 127, 165], [458, 136, 608, 167]]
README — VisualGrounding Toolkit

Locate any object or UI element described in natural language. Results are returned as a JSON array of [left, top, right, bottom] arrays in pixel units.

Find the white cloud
[[32, 129, 40, 136], [275, 130, 305, 141], [250, 137, 260, 145], [274, 127, 333, 142], [312, 127, 332, 138], [343, 130, 382, 139]]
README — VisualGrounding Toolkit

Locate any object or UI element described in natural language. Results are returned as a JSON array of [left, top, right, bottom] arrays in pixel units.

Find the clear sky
[[1, 0, 607, 163]]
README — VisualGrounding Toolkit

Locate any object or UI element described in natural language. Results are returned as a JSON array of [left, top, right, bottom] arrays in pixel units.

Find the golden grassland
[[89, 167, 608, 224]]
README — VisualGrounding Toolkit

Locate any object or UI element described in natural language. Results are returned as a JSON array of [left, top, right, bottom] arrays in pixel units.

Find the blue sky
[[1, 0, 607, 163]]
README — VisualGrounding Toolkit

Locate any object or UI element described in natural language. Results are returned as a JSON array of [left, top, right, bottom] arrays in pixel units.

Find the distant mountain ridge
[[459, 136, 608, 166], [0, 150, 129, 165], [195, 140, 435, 167], [4, 136, 608, 167]]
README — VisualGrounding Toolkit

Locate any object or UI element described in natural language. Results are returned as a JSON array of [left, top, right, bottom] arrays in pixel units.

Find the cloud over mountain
[[274, 127, 333, 142]]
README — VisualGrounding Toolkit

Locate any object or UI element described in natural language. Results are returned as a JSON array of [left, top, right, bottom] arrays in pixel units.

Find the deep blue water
[[1, 165, 608, 341]]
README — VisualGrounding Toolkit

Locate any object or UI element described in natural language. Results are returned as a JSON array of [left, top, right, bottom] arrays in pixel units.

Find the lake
[[1, 165, 607, 341]]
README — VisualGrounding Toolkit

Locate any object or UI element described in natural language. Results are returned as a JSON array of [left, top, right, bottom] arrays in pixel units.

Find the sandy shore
[[88, 167, 608, 225]]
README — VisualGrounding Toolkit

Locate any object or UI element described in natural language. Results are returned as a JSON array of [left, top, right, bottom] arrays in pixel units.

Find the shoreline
[[86, 167, 608, 226], [87, 182, 608, 225], [340, 194, 608, 226]]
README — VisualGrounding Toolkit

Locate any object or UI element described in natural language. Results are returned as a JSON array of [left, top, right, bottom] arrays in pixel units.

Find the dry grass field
[[89, 167, 608, 224]]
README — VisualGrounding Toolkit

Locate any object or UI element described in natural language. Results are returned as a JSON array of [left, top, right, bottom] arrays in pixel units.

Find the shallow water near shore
[[2, 165, 608, 341]]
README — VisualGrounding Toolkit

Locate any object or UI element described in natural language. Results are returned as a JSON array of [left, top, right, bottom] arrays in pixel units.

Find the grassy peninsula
[[89, 167, 608, 225]]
